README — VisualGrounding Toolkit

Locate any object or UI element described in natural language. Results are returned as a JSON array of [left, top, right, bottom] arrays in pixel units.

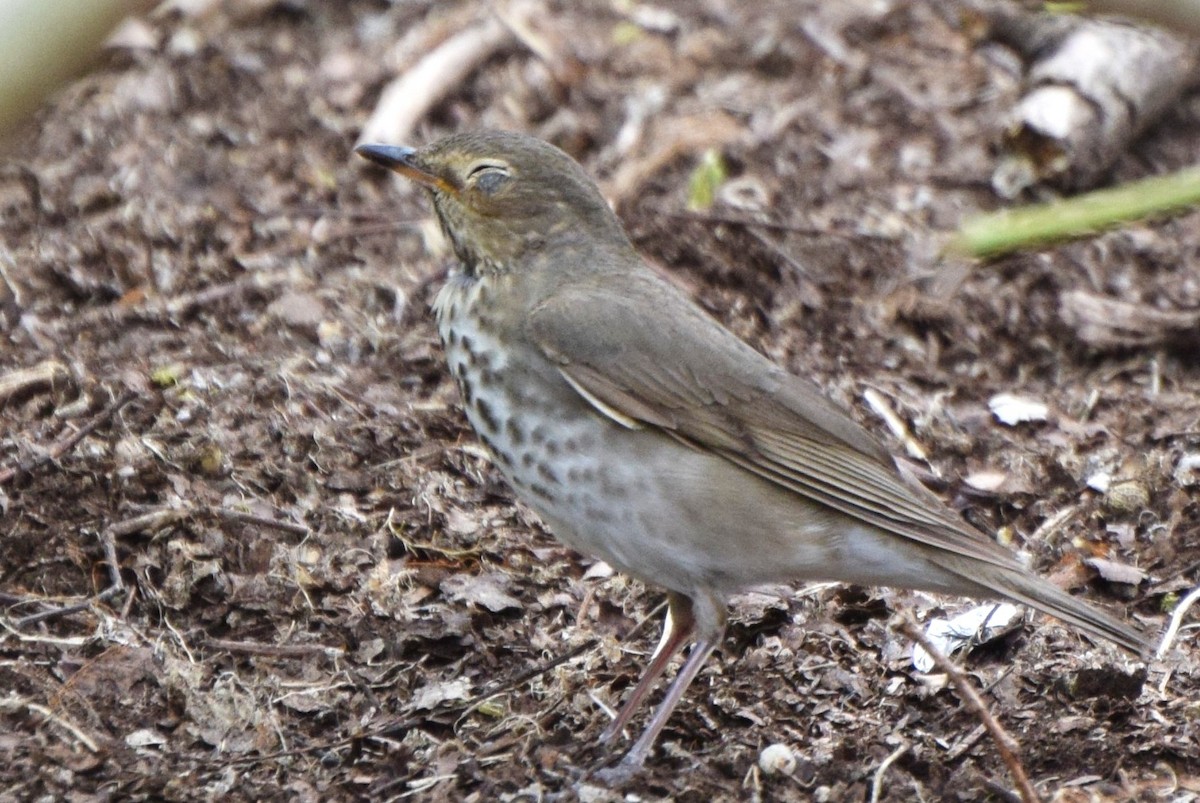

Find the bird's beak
[[354, 143, 458, 195]]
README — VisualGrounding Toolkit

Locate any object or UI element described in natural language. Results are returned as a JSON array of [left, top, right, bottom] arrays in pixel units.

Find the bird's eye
[[467, 163, 510, 196]]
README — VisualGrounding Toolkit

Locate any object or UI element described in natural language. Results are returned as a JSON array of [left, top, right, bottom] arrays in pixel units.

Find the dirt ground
[[2, 1, 1199, 800]]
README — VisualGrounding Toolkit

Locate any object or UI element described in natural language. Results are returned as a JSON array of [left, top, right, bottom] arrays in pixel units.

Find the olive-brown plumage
[[355, 130, 1148, 767]]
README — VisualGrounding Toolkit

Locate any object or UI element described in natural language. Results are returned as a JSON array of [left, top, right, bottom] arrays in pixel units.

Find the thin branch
[[1, 693, 100, 753], [0, 388, 137, 485], [8, 509, 182, 628], [205, 506, 309, 537], [870, 742, 910, 803], [895, 617, 1040, 803], [53, 270, 294, 336], [358, 16, 514, 146], [1155, 585, 1200, 660], [204, 637, 345, 660]]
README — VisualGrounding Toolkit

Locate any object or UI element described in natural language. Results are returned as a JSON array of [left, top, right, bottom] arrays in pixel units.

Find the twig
[[864, 388, 928, 462], [358, 16, 514, 146], [204, 637, 345, 660], [896, 617, 1041, 803], [1085, 0, 1200, 41], [453, 637, 597, 730], [53, 270, 293, 336], [0, 360, 69, 405], [1155, 585, 1200, 660], [656, 208, 897, 241], [218, 638, 598, 767], [0, 388, 137, 485], [12, 585, 123, 628], [205, 506, 309, 537], [7, 504, 307, 628], [946, 723, 988, 762], [870, 742, 910, 803], [1, 692, 100, 753], [11, 508, 184, 628], [1026, 504, 1079, 547]]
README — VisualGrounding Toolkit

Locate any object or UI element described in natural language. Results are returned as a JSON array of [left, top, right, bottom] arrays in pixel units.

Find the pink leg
[[603, 591, 728, 767], [600, 592, 695, 744], [620, 630, 720, 766]]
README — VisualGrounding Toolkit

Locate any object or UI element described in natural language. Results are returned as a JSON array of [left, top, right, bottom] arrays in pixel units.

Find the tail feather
[[947, 561, 1151, 656]]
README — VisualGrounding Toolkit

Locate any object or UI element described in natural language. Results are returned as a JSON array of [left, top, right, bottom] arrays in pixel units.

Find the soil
[[2, 1, 1199, 801]]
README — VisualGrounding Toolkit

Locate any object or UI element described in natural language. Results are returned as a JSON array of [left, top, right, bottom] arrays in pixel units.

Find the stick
[[870, 742, 910, 803], [0, 388, 137, 485], [358, 17, 514, 146], [1155, 585, 1200, 660], [204, 637, 345, 660], [895, 617, 1040, 803], [53, 270, 293, 335]]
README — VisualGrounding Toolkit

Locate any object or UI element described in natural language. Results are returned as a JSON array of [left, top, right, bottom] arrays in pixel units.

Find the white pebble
[[758, 743, 796, 775]]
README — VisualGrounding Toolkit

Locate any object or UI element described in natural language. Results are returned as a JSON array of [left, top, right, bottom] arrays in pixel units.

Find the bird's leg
[[600, 591, 695, 744], [620, 592, 727, 767]]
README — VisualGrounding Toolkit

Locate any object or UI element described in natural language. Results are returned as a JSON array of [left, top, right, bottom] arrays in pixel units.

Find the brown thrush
[[355, 130, 1148, 767]]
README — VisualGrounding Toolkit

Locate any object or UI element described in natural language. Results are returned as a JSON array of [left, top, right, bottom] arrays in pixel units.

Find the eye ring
[[468, 162, 508, 179], [468, 163, 511, 195]]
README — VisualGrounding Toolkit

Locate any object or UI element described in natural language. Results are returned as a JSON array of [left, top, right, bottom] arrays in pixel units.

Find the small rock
[[1103, 479, 1150, 514], [758, 743, 796, 775]]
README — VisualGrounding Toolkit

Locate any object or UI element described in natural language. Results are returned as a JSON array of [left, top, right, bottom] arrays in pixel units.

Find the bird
[[354, 129, 1149, 768]]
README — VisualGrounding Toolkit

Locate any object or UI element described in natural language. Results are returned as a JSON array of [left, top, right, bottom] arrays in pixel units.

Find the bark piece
[[988, 13, 1199, 196]]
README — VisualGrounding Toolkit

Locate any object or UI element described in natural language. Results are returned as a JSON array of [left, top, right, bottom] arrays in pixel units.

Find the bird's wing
[[528, 272, 1021, 570]]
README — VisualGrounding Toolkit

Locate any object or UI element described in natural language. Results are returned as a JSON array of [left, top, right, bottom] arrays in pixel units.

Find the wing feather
[[529, 273, 1020, 570]]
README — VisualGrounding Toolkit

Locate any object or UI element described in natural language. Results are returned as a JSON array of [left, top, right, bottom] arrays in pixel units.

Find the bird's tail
[[945, 559, 1151, 656]]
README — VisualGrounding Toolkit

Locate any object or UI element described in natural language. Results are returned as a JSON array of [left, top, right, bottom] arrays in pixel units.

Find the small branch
[[870, 742, 910, 803], [1085, 0, 1200, 37], [1, 692, 100, 753], [12, 584, 123, 628], [205, 506, 309, 537], [1059, 289, 1200, 350], [0, 360, 70, 405], [1155, 584, 1200, 660], [204, 637, 345, 660], [358, 16, 514, 146], [864, 388, 928, 462], [952, 163, 1200, 258], [217, 639, 598, 768], [0, 388, 137, 485], [53, 270, 293, 336], [9, 507, 186, 628], [895, 617, 1041, 803]]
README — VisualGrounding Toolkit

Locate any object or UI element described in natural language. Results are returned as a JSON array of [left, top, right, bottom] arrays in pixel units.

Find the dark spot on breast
[[461, 335, 475, 355], [537, 462, 559, 484], [474, 396, 499, 433], [460, 378, 475, 407], [529, 483, 555, 502], [544, 441, 559, 457], [521, 452, 535, 468], [584, 506, 615, 524], [506, 418, 525, 445], [445, 329, 459, 347], [567, 467, 596, 484], [531, 426, 548, 445]]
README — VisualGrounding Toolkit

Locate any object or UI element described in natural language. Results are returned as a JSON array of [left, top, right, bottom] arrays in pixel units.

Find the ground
[[1, 1, 1199, 801]]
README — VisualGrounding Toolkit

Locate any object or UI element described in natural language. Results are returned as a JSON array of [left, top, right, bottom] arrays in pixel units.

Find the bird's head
[[355, 130, 628, 275]]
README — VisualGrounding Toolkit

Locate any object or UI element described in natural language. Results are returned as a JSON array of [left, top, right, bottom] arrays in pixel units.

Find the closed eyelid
[[467, 162, 511, 179]]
